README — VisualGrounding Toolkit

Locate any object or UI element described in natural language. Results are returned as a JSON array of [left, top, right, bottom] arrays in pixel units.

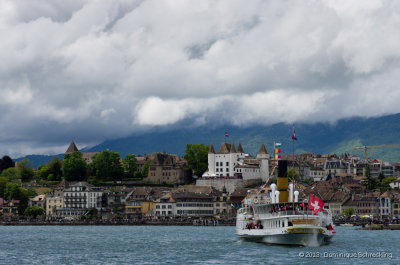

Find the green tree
[[47, 157, 63, 181], [380, 176, 397, 192], [288, 169, 300, 181], [140, 159, 152, 178], [24, 206, 45, 218], [378, 172, 385, 184], [63, 151, 87, 181], [0, 167, 20, 182], [123, 154, 137, 177], [4, 182, 22, 200], [36, 164, 49, 180], [91, 151, 123, 181], [183, 144, 208, 177], [17, 158, 34, 182], [0, 177, 8, 198], [362, 167, 378, 191], [344, 208, 355, 216]]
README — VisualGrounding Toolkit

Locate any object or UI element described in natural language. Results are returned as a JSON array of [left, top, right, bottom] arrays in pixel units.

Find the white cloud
[[1, 0, 400, 156]]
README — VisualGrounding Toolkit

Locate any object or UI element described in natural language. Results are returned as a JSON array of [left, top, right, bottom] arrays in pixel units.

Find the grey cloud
[[1, 0, 400, 157]]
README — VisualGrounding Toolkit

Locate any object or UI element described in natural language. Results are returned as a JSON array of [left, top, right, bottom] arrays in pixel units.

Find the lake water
[[0, 225, 398, 264]]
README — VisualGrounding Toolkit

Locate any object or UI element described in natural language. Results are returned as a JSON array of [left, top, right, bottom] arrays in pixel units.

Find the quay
[[356, 224, 400, 230], [0, 219, 236, 226]]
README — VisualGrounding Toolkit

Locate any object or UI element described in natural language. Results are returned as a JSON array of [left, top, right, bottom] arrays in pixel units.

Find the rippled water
[[0, 225, 398, 264]]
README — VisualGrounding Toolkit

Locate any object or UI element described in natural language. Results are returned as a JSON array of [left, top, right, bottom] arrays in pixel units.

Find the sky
[[1, 0, 400, 157]]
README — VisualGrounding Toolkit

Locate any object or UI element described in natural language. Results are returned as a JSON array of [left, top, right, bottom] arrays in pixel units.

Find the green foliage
[[4, 183, 22, 200], [288, 169, 300, 181], [380, 177, 397, 192], [140, 159, 152, 178], [36, 164, 49, 180], [24, 206, 45, 218], [0, 177, 8, 198], [378, 172, 385, 183], [87, 208, 99, 219], [17, 158, 34, 182], [91, 151, 123, 181], [344, 208, 355, 216], [63, 151, 87, 181], [123, 154, 137, 177], [46, 157, 63, 181], [183, 144, 208, 177], [0, 167, 20, 182], [362, 167, 378, 191]]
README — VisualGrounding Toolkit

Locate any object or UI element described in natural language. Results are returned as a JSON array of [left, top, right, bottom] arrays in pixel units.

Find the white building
[[63, 182, 103, 210], [202, 142, 269, 181]]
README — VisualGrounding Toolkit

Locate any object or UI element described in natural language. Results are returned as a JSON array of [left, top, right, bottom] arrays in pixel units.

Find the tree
[[91, 151, 123, 181], [17, 158, 34, 182], [4, 182, 22, 200], [380, 177, 397, 192], [47, 157, 63, 181], [0, 177, 8, 198], [183, 144, 209, 177], [123, 154, 137, 177], [24, 206, 45, 219], [288, 169, 300, 181], [36, 164, 49, 180], [0, 167, 20, 182], [344, 208, 355, 216], [378, 172, 385, 184], [362, 167, 378, 191], [0, 155, 14, 173], [63, 151, 87, 181]]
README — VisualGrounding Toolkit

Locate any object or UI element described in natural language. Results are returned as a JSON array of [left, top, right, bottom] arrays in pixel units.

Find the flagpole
[[292, 125, 295, 205]]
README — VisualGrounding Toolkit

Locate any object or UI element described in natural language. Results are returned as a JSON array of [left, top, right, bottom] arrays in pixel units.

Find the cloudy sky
[[1, 0, 400, 157]]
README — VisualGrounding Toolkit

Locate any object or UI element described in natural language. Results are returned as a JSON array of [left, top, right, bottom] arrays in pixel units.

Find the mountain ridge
[[15, 113, 400, 167]]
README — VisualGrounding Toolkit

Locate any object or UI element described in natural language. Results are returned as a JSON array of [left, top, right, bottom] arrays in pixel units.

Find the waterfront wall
[[196, 178, 243, 193]]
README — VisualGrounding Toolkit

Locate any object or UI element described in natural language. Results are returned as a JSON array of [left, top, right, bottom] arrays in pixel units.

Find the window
[[226, 168, 229, 172], [216, 162, 219, 166], [226, 162, 229, 166]]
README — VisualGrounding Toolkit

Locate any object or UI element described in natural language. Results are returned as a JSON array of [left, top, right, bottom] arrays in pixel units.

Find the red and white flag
[[225, 131, 228, 137], [308, 194, 324, 215]]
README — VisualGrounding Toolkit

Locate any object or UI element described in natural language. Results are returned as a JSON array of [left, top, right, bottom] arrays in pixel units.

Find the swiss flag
[[308, 194, 324, 215]]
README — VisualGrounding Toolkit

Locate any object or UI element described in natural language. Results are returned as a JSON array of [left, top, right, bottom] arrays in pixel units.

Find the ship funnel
[[289, 183, 294, 202], [270, 184, 277, 203], [277, 160, 289, 203], [294, 191, 299, 202]]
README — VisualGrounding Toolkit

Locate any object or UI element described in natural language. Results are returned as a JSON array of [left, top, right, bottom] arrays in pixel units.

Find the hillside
[[16, 113, 400, 167]]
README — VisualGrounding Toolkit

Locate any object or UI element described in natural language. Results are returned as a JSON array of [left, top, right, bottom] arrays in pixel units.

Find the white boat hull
[[236, 229, 333, 246]]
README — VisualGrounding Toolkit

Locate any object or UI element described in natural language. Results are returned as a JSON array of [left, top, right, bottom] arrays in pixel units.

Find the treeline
[[15, 151, 152, 183]]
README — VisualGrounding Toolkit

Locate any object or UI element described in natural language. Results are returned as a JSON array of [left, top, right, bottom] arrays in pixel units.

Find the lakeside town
[[1, 141, 400, 226]]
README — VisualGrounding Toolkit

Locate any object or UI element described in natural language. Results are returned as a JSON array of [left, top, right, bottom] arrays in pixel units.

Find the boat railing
[[257, 210, 316, 218]]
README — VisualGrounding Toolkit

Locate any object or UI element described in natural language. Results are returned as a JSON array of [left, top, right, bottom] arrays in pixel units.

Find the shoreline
[[0, 220, 236, 226]]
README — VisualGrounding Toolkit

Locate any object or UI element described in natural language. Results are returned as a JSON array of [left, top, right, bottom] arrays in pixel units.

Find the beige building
[[146, 153, 190, 184], [46, 196, 64, 217]]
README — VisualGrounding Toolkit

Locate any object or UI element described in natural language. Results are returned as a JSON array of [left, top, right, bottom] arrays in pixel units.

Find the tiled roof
[[237, 142, 244, 153], [208, 144, 215, 154], [65, 141, 79, 154], [216, 143, 232, 154], [257, 143, 268, 155]]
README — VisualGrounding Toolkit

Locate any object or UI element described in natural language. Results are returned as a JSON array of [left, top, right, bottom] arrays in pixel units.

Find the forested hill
[[16, 113, 400, 167]]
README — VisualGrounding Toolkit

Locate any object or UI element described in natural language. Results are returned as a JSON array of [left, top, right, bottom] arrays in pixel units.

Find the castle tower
[[229, 142, 237, 176], [256, 143, 269, 181], [65, 141, 79, 155], [207, 144, 216, 176]]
